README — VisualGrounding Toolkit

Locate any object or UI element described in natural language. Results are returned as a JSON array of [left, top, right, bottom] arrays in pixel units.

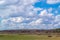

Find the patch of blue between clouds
[[34, 1, 60, 15]]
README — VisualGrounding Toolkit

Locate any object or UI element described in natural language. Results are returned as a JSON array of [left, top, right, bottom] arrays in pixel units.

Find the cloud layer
[[0, 0, 60, 30]]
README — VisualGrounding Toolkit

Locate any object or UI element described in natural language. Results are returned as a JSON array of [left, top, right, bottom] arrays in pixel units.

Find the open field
[[0, 34, 60, 40], [0, 29, 60, 40]]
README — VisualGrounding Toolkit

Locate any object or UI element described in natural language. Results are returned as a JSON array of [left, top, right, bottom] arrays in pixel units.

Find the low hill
[[0, 28, 60, 35]]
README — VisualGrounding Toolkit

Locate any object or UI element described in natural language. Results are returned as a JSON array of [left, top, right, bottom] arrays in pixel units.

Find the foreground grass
[[0, 34, 60, 40]]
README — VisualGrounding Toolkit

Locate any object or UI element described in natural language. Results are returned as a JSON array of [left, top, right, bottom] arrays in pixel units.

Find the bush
[[48, 35, 52, 37]]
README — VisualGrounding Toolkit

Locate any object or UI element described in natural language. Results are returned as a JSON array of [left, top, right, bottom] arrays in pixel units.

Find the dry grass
[[0, 34, 60, 40]]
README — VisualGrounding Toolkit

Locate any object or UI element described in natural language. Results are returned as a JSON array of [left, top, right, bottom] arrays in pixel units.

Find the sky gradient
[[0, 0, 60, 30]]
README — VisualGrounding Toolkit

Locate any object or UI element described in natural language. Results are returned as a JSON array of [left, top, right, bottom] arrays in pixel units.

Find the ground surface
[[0, 34, 60, 40]]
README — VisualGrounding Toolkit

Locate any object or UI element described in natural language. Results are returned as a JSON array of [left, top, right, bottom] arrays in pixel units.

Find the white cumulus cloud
[[0, 0, 60, 30], [47, 0, 60, 4]]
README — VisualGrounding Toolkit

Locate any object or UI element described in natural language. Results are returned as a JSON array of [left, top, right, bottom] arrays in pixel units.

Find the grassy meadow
[[0, 34, 60, 40]]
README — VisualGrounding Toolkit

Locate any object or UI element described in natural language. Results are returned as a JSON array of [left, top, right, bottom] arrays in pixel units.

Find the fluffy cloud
[[0, 0, 5, 4], [9, 17, 24, 23], [28, 10, 55, 29], [0, 0, 40, 18], [1, 16, 25, 25], [0, 0, 60, 30], [47, 0, 60, 4], [1, 10, 60, 30], [1, 17, 24, 30]]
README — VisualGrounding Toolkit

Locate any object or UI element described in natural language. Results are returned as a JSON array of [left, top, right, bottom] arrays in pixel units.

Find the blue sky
[[0, 0, 60, 30]]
